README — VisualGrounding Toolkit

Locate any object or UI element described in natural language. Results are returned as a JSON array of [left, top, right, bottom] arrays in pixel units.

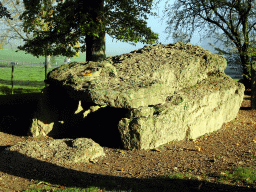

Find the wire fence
[[224, 66, 243, 79], [0, 56, 252, 80], [0, 59, 65, 69], [0, 59, 59, 66]]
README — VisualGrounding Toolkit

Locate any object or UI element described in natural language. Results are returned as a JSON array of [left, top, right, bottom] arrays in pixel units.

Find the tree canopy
[[153, 0, 256, 82], [0, 0, 37, 50], [208, 23, 256, 80], [172, 30, 191, 44], [0, 2, 14, 49], [16, 0, 160, 59], [0, 2, 13, 20], [152, 0, 256, 108]]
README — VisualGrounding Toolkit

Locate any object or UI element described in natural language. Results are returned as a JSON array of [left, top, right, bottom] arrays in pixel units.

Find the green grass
[[169, 166, 256, 184], [22, 180, 131, 192], [233, 78, 240, 82], [1, 62, 254, 191], [0, 48, 86, 65], [0, 64, 52, 95], [218, 166, 256, 184], [0, 48, 116, 66], [0, 63, 51, 92]]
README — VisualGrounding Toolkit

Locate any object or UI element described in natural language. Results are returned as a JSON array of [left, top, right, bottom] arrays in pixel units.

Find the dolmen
[[28, 42, 245, 150]]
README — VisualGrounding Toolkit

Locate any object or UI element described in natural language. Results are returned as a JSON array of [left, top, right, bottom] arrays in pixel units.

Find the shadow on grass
[[0, 78, 46, 88], [0, 84, 43, 95]]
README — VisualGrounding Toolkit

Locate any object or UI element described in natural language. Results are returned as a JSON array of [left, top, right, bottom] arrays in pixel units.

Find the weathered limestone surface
[[2, 138, 105, 165], [29, 42, 245, 150]]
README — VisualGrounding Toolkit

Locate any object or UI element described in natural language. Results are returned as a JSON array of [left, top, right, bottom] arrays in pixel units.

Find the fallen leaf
[[60, 186, 66, 190], [151, 149, 161, 152], [82, 70, 93, 76], [195, 146, 202, 151]]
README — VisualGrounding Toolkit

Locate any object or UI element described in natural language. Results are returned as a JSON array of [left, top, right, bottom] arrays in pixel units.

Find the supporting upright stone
[[29, 85, 83, 137]]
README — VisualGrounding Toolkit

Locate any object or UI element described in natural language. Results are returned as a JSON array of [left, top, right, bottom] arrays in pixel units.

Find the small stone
[[2, 138, 105, 165], [238, 161, 244, 165]]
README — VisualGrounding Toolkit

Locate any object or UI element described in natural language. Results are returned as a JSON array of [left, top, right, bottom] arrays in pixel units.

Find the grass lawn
[[0, 48, 86, 65], [0, 62, 56, 94]]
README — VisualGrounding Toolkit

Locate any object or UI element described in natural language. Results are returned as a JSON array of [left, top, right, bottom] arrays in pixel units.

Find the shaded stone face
[[29, 42, 245, 150], [0, 93, 41, 136], [238, 78, 251, 90], [54, 105, 130, 149]]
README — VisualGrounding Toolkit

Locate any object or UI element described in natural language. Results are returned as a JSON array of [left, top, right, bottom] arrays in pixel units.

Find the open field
[[0, 48, 117, 66], [0, 48, 86, 66], [0, 62, 56, 94]]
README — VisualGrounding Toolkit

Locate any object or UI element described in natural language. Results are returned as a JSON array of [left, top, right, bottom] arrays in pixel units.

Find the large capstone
[[28, 42, 245, 150]]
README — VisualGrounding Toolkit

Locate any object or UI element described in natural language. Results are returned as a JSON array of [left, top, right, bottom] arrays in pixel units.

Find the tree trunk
[[85, 0, 106, 62], [46, 55, 51, 68], [44, 55, 51, 87], [240, 53, 251, 90], [85, 31, 106, 62], [251, 56, 256, 110]]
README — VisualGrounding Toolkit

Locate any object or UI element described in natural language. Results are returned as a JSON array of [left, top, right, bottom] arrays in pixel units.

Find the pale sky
[[0, 0, 246, 60]]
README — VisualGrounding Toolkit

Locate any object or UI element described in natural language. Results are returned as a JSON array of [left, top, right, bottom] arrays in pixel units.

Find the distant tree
[[207, 19, 256, 84], [0, 1, 28, 50], [0, 2, 12, 20], [0, 0, 56, 69], [0, 0, 80, 65], [0, 0, 81, 87], [172, 30, 191, 44], [153, 0, 256, 109], [16, 0, 160, 62], [0, 2, 13, 50]]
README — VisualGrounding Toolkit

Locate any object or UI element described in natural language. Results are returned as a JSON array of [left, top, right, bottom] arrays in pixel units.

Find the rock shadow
[[0, 149, 255, 192], [0, 93, 40, 136], [0, 92, 130, 150], [48, 105, 130, 150]]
